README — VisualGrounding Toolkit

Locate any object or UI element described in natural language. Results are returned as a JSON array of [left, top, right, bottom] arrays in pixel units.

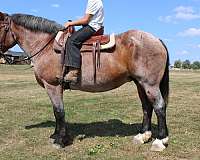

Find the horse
[[0, 12, 169, 151]]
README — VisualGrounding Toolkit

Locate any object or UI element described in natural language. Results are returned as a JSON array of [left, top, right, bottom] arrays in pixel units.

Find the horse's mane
[[11, 14, 65, 34]]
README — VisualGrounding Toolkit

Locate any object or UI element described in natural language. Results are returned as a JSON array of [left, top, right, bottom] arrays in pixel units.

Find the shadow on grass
[[25, 119, 157, 139]]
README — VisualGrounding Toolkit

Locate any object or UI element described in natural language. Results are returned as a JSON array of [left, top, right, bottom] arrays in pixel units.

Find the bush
[[182, 60, 191, 69], [174, 60, 200, 70], [174, 60, 182, 68], [191, 61, 200, 70]]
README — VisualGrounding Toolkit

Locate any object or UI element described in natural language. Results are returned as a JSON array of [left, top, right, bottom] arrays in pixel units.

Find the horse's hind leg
[[133, 82, 153, 144], [44, 83, 71, 148], [143, 84, 169, 151]]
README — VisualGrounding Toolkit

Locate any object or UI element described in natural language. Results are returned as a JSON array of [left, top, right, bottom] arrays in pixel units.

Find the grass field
[[0, 65, 199, 160]]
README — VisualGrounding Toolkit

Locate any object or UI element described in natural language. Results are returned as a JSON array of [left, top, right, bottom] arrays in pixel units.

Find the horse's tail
[[159, 39, 169, 105]]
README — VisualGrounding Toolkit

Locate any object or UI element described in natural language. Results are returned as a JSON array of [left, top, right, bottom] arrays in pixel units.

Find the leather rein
[[0, 15, 57, 64]]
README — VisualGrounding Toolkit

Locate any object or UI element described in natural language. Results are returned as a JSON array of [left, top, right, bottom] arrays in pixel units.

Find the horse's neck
[[14, 26, 53, 59]]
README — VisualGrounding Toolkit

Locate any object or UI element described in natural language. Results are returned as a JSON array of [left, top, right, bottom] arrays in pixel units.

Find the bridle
[[0, 15, 57, 64], [0, 16, 11, 52]]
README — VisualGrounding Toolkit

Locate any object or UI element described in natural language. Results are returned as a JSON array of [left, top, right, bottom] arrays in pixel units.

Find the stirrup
[[56, 76, 64, 85], [56, 76, 71, 90], [56, 75, 77, 85], [63, 78, 78, 85]]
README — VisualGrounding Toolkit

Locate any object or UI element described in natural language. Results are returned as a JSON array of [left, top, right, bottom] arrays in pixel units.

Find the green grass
[[0, 65, 200, 160]]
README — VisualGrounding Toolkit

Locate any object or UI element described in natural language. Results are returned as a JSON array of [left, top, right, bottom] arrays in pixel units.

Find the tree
[[174, 60, 182, 68], [182, 60, 191, 69], [191, 61, 200, 70]]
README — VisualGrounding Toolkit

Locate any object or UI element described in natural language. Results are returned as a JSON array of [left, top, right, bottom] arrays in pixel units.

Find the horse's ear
[[0, 12, 5, 21]]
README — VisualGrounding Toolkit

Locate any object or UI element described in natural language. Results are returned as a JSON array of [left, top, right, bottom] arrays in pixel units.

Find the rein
[[22, 34, 56, 61], [13, 34, 56, 64]]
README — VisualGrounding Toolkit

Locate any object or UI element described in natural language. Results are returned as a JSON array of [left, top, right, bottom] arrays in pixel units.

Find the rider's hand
[[64, 21, 73, 28]]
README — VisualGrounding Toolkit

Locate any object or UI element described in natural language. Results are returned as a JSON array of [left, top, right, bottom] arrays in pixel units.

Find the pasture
[[0, 65, 199, 160]]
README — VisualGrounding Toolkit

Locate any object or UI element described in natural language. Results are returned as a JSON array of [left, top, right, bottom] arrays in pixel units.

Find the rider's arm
[[64, 14, 93, 28]]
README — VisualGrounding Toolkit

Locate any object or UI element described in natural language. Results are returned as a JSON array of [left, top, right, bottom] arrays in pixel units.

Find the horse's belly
[[71, 77, 129, 92], [70, 51, 129, 92], [71, 65, 129, 92]]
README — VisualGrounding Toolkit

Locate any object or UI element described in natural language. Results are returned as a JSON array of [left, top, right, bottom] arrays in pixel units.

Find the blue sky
[[1, 0, 200, 64]]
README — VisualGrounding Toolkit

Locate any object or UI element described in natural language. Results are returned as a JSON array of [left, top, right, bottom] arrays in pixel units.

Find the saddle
[[53, 26, 116, 87], [54, 26, 116, 54]]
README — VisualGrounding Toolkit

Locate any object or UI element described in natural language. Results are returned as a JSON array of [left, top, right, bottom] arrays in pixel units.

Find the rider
[[63, 0, 104, 83]]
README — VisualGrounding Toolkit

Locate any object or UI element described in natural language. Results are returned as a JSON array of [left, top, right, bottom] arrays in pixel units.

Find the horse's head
[[0, 12, 17, 54]]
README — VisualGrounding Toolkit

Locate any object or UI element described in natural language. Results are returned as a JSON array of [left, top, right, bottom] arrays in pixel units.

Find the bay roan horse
[[0, 12, 169, 151]]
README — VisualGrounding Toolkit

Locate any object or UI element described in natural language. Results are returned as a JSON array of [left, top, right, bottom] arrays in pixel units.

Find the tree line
[[174, 60, 200, 70]]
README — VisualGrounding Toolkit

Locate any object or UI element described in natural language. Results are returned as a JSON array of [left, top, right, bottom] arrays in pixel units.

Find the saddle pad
[[83, 35, 110, 45], [81, 33, 115, 51]]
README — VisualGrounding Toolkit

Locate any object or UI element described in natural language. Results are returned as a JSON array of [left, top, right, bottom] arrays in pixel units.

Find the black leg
[[152, 93, 168, 139], [52, 107, 71, 147], [45, 83, 72, 148], [143, 85, 168, 139], [49, 110, 60, 139], [144, 85, 169, 151], [136, 83, 153, 133], [133, 82, 153, 144]]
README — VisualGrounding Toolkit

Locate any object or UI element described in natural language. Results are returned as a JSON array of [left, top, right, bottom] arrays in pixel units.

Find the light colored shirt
[[86, 0, 104, 31]]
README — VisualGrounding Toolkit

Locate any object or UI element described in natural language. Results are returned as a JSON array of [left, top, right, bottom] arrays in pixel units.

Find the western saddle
[[54, 26, 115, 54], [54, 26, 116, 86]]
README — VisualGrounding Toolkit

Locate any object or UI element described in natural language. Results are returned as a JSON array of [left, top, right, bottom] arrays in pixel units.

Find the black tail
[[159, 39, 169, 105]]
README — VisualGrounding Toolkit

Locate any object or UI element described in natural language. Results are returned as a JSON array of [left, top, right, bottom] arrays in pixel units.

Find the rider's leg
[[64, 25, 95, 83]]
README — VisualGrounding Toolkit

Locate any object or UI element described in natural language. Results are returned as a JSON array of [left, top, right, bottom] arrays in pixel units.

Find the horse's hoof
[[133, 131, 152, 145], [52, 134, 73, 149], [52, 143, 62, 149], [49, 138, 55, 144], [50, 132, 58, 139], [150, 137, 169, 152], [49, 133, 58, 144], [133, 133, 144, 144]]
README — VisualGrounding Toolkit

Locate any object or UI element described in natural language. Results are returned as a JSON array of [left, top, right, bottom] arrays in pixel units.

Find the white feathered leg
[[150, 137, 169, 151], [133, 131, 152, 144]]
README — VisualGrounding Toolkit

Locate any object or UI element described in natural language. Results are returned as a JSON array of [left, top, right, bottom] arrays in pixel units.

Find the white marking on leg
[[162, 137, 169, 145], [52, 143, 62, 150], [150, 137, 169, 152], [133, 131, 152, 144], [49, 138, 55, 144]]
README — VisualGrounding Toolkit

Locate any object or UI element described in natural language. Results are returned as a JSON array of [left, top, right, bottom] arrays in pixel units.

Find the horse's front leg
[[44, 82, 72, 148]]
